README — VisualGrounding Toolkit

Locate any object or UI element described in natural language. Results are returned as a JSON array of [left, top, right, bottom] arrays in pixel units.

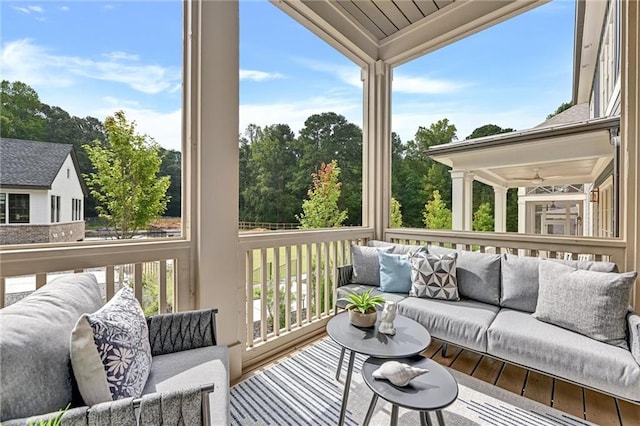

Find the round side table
[[326, 312, 431, 426], [361, 356, 458, 426]]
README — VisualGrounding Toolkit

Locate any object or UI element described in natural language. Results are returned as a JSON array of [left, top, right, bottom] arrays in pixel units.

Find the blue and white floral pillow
[[70, 285, 152, 405]]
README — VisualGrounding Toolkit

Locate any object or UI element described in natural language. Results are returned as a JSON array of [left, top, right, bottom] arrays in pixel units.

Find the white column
[[517, 187, 526, 233], [622, 0, 640, 309], [189, 0, 242, 380], [493, 186, 507, 232], [362, 60, 392, 239], [450, 170, 474, 231]]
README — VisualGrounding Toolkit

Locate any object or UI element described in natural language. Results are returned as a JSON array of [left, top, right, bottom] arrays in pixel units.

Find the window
[[8, 194, 29, 223], [0, 194, 5, 223], [51, 195, 61, 223], [72, 198, 82, 221]]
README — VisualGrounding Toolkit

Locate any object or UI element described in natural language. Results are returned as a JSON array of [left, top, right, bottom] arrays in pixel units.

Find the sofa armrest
[[337, 264, 354, 288], [628, 310, 640, 365], [146, 308, 218, 356]]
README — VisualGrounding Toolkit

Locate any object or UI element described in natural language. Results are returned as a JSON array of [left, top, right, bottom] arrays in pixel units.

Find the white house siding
[[49, 154, 84, 224], [29, 190, 49, 224]]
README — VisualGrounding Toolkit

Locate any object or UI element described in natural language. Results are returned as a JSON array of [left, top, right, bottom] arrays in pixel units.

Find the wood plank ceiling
[[338, 0, 454, 39]]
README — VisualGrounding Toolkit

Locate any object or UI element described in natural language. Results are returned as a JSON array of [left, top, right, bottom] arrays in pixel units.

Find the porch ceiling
[[427, 115, 620, 188], [271, 0, 550, 66]]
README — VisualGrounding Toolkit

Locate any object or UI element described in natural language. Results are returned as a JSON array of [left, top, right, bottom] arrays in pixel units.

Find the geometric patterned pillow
[[409, 252, 459, 301], [70, 285, 152, 405]]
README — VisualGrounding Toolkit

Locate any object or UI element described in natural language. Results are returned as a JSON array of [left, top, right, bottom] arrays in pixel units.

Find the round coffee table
[[326, 312, 431, 426], [361, 357, 458, 426]]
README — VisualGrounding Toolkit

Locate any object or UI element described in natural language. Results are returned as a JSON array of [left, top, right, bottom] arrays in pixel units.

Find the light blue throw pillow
[[378, 251, 412, 293]]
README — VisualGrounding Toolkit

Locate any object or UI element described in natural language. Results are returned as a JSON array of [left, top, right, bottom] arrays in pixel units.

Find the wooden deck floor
[[422, 339, 640, 426], [238, 335, 640, 425]]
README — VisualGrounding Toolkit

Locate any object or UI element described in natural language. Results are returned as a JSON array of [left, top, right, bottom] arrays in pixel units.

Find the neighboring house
[[427, 0, 621, 238], [0, 138, 87, 244]]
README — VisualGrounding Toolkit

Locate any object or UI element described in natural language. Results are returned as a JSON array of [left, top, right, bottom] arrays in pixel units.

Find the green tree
[[83, 111, 170, 239], [296, 113, 362, 225], [390, 197, 403, 228], [466, 124, 515, 139], [394, 119, 457, 227], [546, 101, 572, 119], [0, 80, 46, 140], [473, 202, 494, 231], [159, 148, 182, 217], [242, 124, 300, 223], [423, 190, 452, 230], [297, 160, 347, 229]]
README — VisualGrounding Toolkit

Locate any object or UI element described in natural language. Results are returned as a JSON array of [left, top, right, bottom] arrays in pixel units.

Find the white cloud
[[391, 102, 545, 143], [13, 5, 44, 14], [240, 96, 362, 137], [96, 99, 182, 151], [102, 51, 140, 61], [239, 69, 284, 82], [296, 58, 361, 88], [1, 39, 180, 94], [393, 74, 466, 95], [60, 6, 69, 12]]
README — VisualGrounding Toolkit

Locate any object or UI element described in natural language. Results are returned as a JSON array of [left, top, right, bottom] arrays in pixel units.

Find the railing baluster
[[0, 277, 5, 309], [106, 265, 115, 302], [245, 250, 254, 348], [307, 243, 313, 323], [134, 264, 143, 305], [35, 273, 46, 289], [315, 242, 322, 320], [325, 241, 333, 315], [260, 248, 268, 342], [159, 260, 167, 314], [296, 244, 303, 327], [285, 245, 292, 332], [273, 246, 280, 336]]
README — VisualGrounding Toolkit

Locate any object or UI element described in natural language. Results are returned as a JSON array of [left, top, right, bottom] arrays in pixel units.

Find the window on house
[[67, 168, 70, 179], [72, 198, 82, 221], [9, 194, 29, 224], [0, 193, 5, 224], [51, 195, 61, 223]]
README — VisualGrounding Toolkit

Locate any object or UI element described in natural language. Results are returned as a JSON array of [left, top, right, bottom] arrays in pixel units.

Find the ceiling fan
[[512, 169, 547, 185]]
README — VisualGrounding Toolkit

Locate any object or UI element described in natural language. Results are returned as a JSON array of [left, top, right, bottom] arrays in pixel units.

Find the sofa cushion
[[143, 346, 230, 424], [487, 309, 640, 401], [409, 252, 459, 301], [0, 273, 103, 422], [629, 311, 640, 366], [378, 251, 412, 293], [500, 254, 620, 313], [397, 297, 499, 352], [368, 240, 427, 255], [427, 246, 501, 305], [533, 261, 636, 349], [70, 285, 152, 405], [351, 245, 393, 286]]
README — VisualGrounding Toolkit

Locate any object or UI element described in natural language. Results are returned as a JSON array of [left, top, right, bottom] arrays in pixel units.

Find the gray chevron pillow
[[409, 252, 459, 301]]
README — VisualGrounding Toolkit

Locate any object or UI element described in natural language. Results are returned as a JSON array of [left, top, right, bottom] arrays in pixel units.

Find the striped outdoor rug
[[230, 338, 593, 426]]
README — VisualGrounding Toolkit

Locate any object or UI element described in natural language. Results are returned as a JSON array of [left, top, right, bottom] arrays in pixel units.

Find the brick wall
[[0, 222, 85, 245]]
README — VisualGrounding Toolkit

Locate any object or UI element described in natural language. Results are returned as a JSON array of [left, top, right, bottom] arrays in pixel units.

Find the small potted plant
[[340, 289, 385, 328]]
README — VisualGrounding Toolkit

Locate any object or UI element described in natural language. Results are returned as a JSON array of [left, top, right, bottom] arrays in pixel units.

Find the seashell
[[372, 361, 429, 387]]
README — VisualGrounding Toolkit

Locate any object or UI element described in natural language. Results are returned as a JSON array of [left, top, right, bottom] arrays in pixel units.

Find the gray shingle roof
[[0, 138, 75, 189]]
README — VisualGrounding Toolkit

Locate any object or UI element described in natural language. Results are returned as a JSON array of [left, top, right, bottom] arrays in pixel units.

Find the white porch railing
[[385, 228, 627, 263], [0, 240, 193, 312], [238, 227, 374, 366]]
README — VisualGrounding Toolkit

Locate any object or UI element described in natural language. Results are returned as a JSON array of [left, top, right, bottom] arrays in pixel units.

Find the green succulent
[[340, 289, 385, 314]]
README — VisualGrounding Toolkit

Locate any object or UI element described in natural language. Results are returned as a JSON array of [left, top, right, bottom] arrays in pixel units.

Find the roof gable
[[0, 138, 75, 189]]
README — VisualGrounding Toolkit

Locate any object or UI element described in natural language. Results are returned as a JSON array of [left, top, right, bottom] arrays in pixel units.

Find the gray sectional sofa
[[337, 240, 640, 402], [0, 273, 229, 425]]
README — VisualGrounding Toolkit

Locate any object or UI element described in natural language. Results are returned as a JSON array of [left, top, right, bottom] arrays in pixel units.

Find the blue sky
[[1, 1, 575, 151]]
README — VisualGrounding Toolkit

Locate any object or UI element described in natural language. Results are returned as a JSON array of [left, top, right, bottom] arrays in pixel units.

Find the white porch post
[[517, 187, 526, 233], [362, 60, 392, 240], [189, 0, 243, 380], [621, 0, 640, 309], [493, 186, 507, 232], [450, 170, 473, 231]]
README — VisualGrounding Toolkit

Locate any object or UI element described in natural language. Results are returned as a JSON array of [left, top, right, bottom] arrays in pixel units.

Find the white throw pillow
[[70, 286, 152, 405]]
